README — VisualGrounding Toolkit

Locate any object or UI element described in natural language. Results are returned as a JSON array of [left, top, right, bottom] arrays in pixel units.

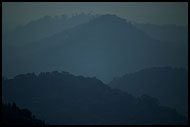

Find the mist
[[2, 2, 188, 125]]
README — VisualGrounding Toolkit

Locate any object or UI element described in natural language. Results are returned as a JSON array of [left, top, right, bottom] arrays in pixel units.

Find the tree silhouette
[[2, 102, 45, 125]]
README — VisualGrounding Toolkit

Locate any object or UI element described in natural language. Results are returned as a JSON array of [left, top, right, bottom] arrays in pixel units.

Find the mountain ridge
[[2, 14, 188, 83], [109, 66, 188, 117], [2, 70, 187, 125]]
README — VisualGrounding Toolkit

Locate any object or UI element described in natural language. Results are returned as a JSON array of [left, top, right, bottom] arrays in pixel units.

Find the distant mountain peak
[[89, 14, 129, 26]]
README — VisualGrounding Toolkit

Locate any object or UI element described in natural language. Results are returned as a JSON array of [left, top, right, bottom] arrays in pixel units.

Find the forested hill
[[109, 67, 188, 117], [2, 71, 187, 125], [2, 102, 45, 125]]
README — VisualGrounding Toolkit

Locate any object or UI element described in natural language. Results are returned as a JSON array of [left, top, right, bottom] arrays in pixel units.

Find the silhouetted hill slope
[[2, 102, 45, 125], [3, 14, 187, 82], [109, 66, 188, 117], [2, 71, 187, 125]]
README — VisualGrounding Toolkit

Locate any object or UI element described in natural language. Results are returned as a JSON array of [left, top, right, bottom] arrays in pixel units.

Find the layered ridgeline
[[109, 67, 188, 117], [2, 14, 188, 83], [2, 71, 187, 125], [3, 13, 97, 46]]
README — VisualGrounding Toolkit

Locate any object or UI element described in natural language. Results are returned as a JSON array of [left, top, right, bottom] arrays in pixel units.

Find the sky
[[2, 2, 188, 29]]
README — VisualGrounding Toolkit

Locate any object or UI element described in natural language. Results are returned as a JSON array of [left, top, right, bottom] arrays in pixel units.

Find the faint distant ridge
[[90, 14, 128, 24], [2, 70, 187, 125], [122, 66, 187, 77], [84, 14, 139, 33], [134, 23, 188, 44], [3, 13, 98, 47]]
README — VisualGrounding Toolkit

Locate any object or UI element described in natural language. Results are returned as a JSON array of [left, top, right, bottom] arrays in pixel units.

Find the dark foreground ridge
[[2, 102, 45, 125], [2, 71, 188, 125], [109, 66, 188, 117]]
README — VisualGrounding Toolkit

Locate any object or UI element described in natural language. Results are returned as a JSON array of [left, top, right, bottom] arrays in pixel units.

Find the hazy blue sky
[[2, 2, 188, 28]]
